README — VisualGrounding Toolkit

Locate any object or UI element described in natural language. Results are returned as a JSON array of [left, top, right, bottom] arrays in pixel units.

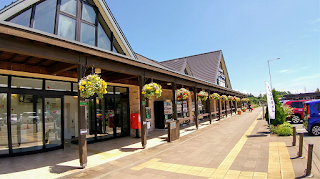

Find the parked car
[[303, 100, 320, 136], [284, 100, 309, 124], [3, 113, 18, 125], [20, 112, 40, 124]]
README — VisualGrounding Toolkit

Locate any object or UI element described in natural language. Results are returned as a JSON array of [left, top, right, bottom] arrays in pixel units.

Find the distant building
[[283, 92, 320, 100]]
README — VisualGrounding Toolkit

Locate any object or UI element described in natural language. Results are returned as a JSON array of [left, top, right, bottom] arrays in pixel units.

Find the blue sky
[[1, 0, 319, 96]]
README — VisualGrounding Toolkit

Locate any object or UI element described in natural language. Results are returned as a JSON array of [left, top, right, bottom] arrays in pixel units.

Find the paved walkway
[[1, 107, 319, 179]]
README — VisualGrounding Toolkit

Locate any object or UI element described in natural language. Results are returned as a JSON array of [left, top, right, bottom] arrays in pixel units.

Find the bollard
[[304, 144, 314, 177], [298, 133, 304, 158], [292, 127, 296, 146]]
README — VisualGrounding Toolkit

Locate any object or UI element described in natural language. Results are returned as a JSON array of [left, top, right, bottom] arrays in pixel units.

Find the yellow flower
[[88, 88, 92, 91], [88, 81, 92, 85], [155, 90, 159, 94], [79, 86, 84, 90], [82, 81, 86, 85], [104, 90, 107, 94], [142, 91, 145, 94]]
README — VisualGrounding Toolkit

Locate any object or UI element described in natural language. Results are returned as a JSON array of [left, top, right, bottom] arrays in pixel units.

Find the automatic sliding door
[[45, 97, 62, 148], [11, 94, 43, 153]]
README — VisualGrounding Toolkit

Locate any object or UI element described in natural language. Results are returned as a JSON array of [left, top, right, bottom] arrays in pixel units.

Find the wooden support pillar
[[235, 101, 238, 114], [193, 87, 198, 129], [225, 101, 227, 118], [207, 98, 212, 124], [77, 62, 87, 168], [172, 82, 178, 121], [139, 75, 147, 148], [230, 101, 232, 116], [219, 99, 222, 120]]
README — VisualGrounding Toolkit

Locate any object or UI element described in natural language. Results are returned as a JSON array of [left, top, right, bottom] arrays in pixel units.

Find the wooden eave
[[0, 22, 245, 97]]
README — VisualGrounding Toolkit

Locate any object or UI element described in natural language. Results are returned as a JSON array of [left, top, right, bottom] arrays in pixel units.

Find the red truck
[[284, 100, 309, 124]]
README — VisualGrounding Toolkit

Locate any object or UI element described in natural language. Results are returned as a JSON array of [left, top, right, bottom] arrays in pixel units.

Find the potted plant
[[142, 82, 162, 99], [197, 91, 208, 101], [228, 95, 234, 101], [242, 107, 247, 112], [176, 88, 190, 100], [237, 108, 242, 115], [79, 74, 107, 99], [235, 97, 240, 102]]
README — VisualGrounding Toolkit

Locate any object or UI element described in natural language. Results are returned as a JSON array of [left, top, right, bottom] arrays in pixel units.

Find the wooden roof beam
[[8, 53, 18, 62], [107, 73, 136, 82], [36, 59, 48, 66], [49, 63, 77, 74]]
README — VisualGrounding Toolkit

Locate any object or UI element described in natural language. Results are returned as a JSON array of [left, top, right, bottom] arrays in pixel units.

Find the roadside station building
[[0, 0, 245, 167]]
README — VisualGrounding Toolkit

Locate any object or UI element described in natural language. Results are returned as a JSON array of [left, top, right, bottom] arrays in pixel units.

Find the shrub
[[282, 104, 294, 118], [277, 126, 293, 136], [270, 125, 278, 134], [279, 122, 293, 129]]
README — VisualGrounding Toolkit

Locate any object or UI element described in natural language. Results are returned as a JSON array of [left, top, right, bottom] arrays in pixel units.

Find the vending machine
[[154, 101, 173, 129]]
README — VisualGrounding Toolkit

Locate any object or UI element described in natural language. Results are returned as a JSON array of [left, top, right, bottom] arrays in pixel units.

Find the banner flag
[[265, 82, 275, 119]]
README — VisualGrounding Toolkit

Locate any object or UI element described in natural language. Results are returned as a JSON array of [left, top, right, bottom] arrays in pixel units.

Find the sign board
[[165, 115, 168, 120], [80, 129, 87, 135], [265, 82, 275, 119], [142, 101, 146, 105], [80, 101, 87, 106], [0, 105, 4, 109], [170, 122, 176, 129]]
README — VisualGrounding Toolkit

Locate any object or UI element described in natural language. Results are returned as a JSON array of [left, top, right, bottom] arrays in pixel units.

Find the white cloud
[[243, 90, 248, 94], [292, 73, 320, 83], [279, 69, 289, 73]]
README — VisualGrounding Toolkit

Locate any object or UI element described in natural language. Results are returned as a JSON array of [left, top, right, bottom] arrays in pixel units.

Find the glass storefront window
[[73, 83, 78, 92], [33, 0, 57, 34], [11, 94, 43, 153], [0, 93, 8, 155], [82, 3, 96, 23], [11, 77, 42, 90], [115, 87, 128, 95], [9, 8, 32, 27], [98, 22, 111, 51], [58, 14, 76, 40], [45, 98, 61, 148], [46, 80, 71, 91], [60, 0, 77, 16], [80, 22, 95, 46], [0, 75, 8, 87], [107, 86, 114, 94]]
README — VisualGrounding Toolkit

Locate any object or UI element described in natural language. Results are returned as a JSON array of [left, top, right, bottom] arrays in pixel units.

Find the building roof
[[160, 50, 225, 86], [135, 53, 167, 69]]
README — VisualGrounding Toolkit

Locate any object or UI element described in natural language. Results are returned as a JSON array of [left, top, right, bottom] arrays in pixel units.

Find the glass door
[[45, 97, 62, 149], [115, 98, 129, 136]]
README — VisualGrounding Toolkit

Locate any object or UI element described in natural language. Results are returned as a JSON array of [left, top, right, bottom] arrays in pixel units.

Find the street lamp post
[[267, 58, 280, 90]]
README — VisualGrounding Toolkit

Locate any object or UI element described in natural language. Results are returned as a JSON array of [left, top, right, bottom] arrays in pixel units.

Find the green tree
[[265, 89, 286, 126]]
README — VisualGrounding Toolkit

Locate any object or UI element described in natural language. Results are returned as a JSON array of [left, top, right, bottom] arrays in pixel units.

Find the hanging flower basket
[[197, 91, 208, 101], [221, 95, 228, 101], [79, 74, 107, 99], [228, 95, 234, 101], [235, 97, 240, 102], [142, 82, 162, 99], [176, 88, 190, 101], [209, 93, 220, 100], [241, 98, 249, 102]]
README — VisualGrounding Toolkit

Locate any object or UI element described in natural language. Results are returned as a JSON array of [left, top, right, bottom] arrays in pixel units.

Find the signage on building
[[265, 82, 275, 119], [80, 129, 87, 135]]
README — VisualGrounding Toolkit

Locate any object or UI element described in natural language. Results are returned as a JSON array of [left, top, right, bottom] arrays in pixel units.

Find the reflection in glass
[[85, 99, 95, 142], [60, 0, 77, 16], [0, 94, 8, 154], [46, 80, 71, 91], [97, 98, 114, 140], [98, 23, 111, 51], [11, 77, 42, 90], [9, 8, 32, 27], [64, 96, 78, 139], [45, 98, 62, 148], [11, 94, 43, 153], [33, 0, 57, 34], [0, 75, 8, 87], [58, 14, 76, 40], [80, 22, 95, 46], [82, 3, 96, 23], [112, 45, 118, 53]]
